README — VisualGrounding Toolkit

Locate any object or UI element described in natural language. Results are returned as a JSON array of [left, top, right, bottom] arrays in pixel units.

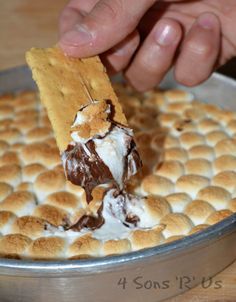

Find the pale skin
[[59, 0, 236, 92]]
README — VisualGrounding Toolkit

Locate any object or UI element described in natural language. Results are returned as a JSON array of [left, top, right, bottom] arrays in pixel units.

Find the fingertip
[[174, 12, 220, 88], [125, 18, 182, 92], [58, 42, 81, 57], [154, 18, 182, 47], [197, 12, 220, 30], [174, 70, 203, 87]]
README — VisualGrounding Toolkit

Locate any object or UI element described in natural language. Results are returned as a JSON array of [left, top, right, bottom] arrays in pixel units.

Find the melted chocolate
[[106, 189, 141, 228], [69, 207, 104, 231], [125, 214, 140, 227], [63, 141, 114, 202], [62, 101, 142, 232], [126, 140, 142, 180]]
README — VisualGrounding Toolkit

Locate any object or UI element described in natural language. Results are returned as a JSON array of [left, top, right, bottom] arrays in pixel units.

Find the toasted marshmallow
[[102, 239, 131, 256], [130, 226, 164, 251], [0, 164, 22, 186], [141, 174, 174, 196], [215, 138, 236, 157], [0, 140, 9, 156], [0, 151, 21, 166], [206, 210, 233, 225], [206, 131, 229, 146], [26, 127, 52, 143], [28, 236, 66, 260], [20, 143, 60, 167], [22, 163, 46, 182], [213, 155, 236, 173], [185, 159, 212, 178], [166, 193, 191, 213], [164, 89, 193, 103], [184, 200, 215, 225], [0, 183, 13, 201], [0, 128, 22, 144], [10, 216, 49, 239], [154, 160, 185, 182], [198, 118, 222, 134], [0, 191, 36, 216], [228, 198, 236, 212], [176, 175, 209, 199], [197, 186, 231, 210], [164, 147, 189, 163], [69, 234, 101, 258], [34, 170, 66, 202], [212, 171, 236, 194], [188, 145, 215, 161], [161, 213, 193, 238], [180, 132, 205, 149], [188, 224, 209, 235], [45, 192, 80, 213], [0, 234, 32, 259], [0, 87, 235, 260], [33, 204, 69, 227], [0, 211, 17, 234]]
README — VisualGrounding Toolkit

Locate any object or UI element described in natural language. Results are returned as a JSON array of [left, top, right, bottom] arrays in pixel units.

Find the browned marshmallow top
[[0, 86, 235, 260]]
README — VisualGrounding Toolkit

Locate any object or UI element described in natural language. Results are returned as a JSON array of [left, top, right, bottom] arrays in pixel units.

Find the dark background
[[219, 58, 236, 79]]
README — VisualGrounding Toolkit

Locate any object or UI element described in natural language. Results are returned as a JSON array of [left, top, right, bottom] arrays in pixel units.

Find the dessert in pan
[[0, 49, 235, 260]]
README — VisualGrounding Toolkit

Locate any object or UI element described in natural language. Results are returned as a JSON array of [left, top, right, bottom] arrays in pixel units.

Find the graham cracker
[[26, 46, 127, 152]]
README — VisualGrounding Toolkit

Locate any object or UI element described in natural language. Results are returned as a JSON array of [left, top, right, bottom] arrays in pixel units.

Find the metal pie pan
[[0, 66, 236, 302]]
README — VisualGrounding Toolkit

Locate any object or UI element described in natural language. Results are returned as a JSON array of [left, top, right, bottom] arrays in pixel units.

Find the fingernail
[[198, 13, 218, 30], [61, 24, 93, 46], [155, 21, 178, 46]]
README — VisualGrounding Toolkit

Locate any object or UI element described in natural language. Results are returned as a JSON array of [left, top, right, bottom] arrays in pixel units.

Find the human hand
[[59, 0, 236, 91]]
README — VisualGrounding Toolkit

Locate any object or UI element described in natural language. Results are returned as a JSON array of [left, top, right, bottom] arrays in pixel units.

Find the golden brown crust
[[34, 170, 66, 201], [103, 239, 131, 255], [184, 200, 215, 225], [188, 224, 209, 235], [26, 46, 127, 151], [141, 174, 174, 196], [34, 204, 68, 227], [69, 234, 101, 257], [161, 213, 193, 238], [0, 164, 22, 186], [197, 186, 231, 210], [11, 216, 48, 239], [0, 191, 36, 215], [0, 183, 13, 201], [0, 234, 32, 258], [29, 237, 65, 259], [144, 196, 171, 222], [0, 211, 16, 230], [130, 226, 164, 250], [206, 210, 233, 225]]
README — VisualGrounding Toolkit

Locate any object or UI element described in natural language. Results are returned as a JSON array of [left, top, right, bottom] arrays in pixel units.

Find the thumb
[[59, 0, 156, 57]]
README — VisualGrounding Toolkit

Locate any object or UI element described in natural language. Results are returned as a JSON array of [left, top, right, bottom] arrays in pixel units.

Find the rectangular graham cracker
[[26, 46, 127, 152]]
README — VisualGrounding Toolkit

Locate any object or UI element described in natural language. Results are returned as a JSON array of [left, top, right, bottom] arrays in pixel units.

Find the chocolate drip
[[63, 141, 114, 202], [126, 139, 142, 180], [69, 206, 105, 231], [106, 189, 141, 228], [62, 100, 142, 232], [125, 214, 140, 227]]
